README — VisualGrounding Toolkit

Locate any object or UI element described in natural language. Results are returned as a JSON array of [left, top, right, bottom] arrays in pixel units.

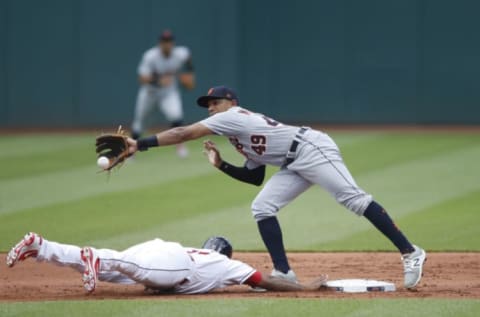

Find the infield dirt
[[1, 252, 479, 301]]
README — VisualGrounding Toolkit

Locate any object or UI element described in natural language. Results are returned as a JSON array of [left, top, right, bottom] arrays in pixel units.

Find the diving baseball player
[[117, 85, 425, 289], [131, 29, 194, 158], [6, 232, 327, 294]]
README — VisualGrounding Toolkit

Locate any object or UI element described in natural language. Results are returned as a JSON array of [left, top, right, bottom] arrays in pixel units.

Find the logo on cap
[[207, 88, 214, 95], [159, 29, 175, 42]]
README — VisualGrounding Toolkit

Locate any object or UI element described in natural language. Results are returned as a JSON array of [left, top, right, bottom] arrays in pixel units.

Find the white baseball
[[97, 156, 110, 169]]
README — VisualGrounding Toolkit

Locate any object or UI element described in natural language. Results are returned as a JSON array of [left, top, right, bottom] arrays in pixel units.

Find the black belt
[[285, 127, 308, 165]]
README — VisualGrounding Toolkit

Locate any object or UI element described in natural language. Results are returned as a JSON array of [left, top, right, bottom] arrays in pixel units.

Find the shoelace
[[402, 255, 417, 273]]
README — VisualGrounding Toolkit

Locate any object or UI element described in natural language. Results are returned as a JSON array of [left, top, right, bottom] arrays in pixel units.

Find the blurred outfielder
[[131, 29, 195, 158]]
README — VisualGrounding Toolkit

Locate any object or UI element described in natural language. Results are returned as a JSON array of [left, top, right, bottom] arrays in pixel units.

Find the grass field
[[0, 130, 479, 316]]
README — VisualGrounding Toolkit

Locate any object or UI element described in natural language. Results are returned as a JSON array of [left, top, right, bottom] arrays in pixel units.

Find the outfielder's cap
[[159, 29, 174, 42], [196, 86, 239, 107]]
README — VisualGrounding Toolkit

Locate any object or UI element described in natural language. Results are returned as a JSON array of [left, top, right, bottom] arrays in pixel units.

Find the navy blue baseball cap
[[196, 86, 239, 107], [159, 29, 174, 42]]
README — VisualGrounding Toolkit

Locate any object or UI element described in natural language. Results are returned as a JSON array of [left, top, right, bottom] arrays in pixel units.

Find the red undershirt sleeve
[[244, 271, 263, 287]]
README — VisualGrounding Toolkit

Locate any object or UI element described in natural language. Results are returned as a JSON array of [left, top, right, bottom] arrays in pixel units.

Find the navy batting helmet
[[202, 236, 233, 258]]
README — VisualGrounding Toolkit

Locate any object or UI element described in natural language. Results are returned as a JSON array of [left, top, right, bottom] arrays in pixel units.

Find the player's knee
[[251, 200, 277, 222], [336, 192, 373, 216]]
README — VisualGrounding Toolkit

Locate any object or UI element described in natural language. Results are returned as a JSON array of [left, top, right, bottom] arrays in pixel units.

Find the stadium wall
[[0, 0, 479, 127]]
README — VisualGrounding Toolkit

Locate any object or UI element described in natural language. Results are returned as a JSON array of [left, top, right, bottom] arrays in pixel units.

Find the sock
[[131, 131, 141, 140], [257, 217, 290, 273], [363, 201, 415, 254], [170, 120, 183, 128]]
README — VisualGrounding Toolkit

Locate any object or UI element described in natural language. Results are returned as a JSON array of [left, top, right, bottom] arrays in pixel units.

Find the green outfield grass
[[0, 131, 479, 315], [1, 298, 479, 317]]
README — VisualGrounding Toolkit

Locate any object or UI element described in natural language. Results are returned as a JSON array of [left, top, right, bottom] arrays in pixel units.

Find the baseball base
[[324, 279, 396, 293]]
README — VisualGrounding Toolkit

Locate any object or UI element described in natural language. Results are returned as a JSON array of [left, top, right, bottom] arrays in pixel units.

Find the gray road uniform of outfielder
[[200, 107, 373, 220], [132, 45, 191, 134]]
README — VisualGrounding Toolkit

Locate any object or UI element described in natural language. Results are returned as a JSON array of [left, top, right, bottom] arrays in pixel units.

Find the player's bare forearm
[[257, 274, 328, 292], [156, 123, 210, 144], [128, 123, 212, 154], [139, 75, 154, 85], [179, 58, 195, 89], [256, 276, 304, 291], [155, 127, 193, 145], [179, 72, 195, 90]]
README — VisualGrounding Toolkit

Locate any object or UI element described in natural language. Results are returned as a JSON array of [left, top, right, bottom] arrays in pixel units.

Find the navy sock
[[363, 201, 415, 254], [257, 217, 290, 273], [131, 131, 141, 140], [170, 120, 183, 128]]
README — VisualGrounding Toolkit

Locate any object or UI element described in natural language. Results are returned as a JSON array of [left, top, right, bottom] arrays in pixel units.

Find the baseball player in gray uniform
[[131, 30, 195, 157], [126, 85, 426, 289]]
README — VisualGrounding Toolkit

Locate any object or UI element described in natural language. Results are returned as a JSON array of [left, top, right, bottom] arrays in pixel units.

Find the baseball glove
[[149, 71, 160, 86], [95, 126, 131, 171]]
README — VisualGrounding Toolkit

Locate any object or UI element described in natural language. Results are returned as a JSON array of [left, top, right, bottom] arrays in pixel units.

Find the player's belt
[[285, 127, 309, 165]]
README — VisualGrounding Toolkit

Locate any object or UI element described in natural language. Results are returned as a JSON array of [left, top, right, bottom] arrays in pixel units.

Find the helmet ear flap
[[202, 236, 233, 258]]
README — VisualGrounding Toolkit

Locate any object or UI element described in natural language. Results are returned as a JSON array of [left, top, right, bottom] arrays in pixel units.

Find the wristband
[[219, 161, 231, 171], [137, 136, 159, 151]]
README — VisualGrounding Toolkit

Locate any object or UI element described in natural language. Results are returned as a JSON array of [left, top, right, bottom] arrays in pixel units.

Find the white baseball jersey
[[173, 248, 257, 294], [36, 237, 257, 294], [138, 46, 191, 92]]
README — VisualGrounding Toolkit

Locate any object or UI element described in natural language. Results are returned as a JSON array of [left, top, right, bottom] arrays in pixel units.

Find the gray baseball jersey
[[200, 106, 299, 167], [132, 46, 191, 132], [138, 46, 191, 92], [200, 105, 373, 220]]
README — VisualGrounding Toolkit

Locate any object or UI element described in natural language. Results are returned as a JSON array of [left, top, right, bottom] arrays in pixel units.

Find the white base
[[324, 279, 396, 293]]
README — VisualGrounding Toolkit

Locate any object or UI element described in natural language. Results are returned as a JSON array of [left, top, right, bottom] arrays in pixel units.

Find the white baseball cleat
[[80, 247, 100, 293], [271, 269, 298, 283], [402, 245, 426, 289], [6, 232, 43, 267]]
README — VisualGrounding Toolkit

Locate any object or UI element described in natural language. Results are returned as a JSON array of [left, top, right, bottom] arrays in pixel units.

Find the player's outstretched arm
[[255, 274, 328, 292], [127, 123, 212, 154]]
